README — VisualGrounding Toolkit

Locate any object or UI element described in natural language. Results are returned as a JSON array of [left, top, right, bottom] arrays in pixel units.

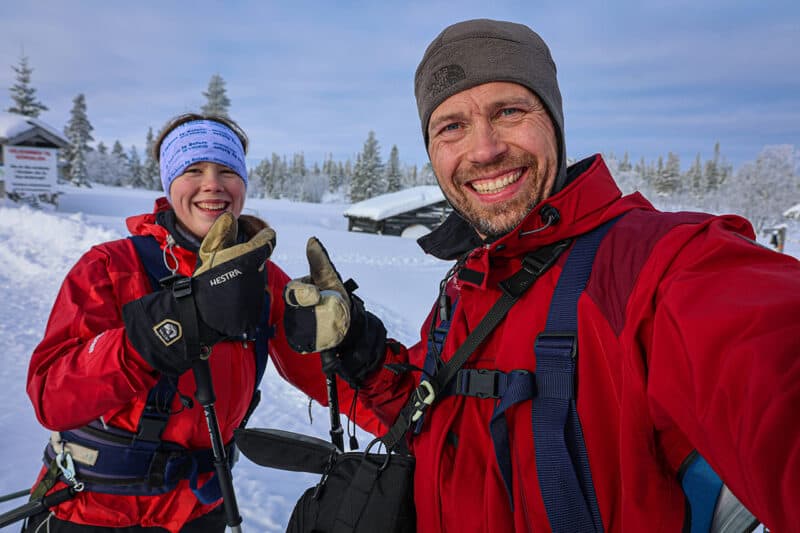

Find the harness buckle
[[410, 381, 436, 423], [456, 369, 501, 399], [534, 331, 578, 360], [172, 277, 192, 299], [136, 411, 168, 443]]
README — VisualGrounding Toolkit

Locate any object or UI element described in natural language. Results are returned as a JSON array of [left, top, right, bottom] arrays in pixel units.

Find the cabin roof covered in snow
[[0, 112, 68, 148], [784, 203, 800, 219], [343, 185, 445, 220]]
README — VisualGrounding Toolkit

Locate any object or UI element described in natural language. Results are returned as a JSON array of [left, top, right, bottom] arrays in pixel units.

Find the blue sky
[[1, 0, 798, 171]]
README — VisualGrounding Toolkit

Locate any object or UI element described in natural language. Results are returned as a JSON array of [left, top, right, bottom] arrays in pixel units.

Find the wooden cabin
[[344, 186, 451, 237]]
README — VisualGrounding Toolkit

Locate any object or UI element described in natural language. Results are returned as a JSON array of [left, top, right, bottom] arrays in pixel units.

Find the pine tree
[[687, 153, 704, 199], [619, 152, 632, 172], [142, 127, 160, 190], [201, 74, 231, 117], [291, 152, 307, 178], [419, 162, 437, 185], [96, 141, 108, 155], [328, 154, 343, 193], [111, 140, 127, 162], [386, 145, 402, 192], [350, 131, 384, 202], [7, 54, 48, 117], [703, 141, 733, 192], [63, 94, 94, 186], [653, 152, 681, 195], [128, 146, 146, 189], [252, 158, 272, 198], [406, 165, 418, 187], [269, 153, 284, 198]]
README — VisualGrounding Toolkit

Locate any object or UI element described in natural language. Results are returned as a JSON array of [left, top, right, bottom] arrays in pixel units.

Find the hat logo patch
[[153, 319, 182, 346], [428, 65, 466, 96]]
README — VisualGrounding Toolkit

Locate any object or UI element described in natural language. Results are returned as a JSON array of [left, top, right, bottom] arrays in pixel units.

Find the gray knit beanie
[[415, 19, 567, 192]]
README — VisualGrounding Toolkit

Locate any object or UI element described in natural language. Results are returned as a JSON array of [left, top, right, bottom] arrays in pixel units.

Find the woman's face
[[169, 161, 246, 239]]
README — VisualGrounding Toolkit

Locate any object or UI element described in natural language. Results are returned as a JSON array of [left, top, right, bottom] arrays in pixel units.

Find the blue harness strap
[[486, 218, 618, 527], [414, 299, 458, 433], [129, 235, 180, 444], [530, 217, 617, 533]]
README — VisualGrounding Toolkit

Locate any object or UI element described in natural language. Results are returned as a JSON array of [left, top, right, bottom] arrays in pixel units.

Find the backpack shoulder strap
[[128, 235, 179, 442], [530, 216, 619, 533], [129, 235, 172, 290]]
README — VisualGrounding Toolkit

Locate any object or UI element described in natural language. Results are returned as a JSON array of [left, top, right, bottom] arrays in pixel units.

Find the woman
[[23, 113, 373, 532]]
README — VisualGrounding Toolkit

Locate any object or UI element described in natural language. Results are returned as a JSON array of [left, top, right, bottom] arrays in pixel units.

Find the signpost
[[1, 145, 59, 202]]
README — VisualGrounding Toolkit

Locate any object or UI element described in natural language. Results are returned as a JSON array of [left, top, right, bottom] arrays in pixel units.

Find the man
[[283, 19, 800, 532]]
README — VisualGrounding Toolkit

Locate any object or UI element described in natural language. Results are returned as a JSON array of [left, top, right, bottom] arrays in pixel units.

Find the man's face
[[427, 82, 558, 239]]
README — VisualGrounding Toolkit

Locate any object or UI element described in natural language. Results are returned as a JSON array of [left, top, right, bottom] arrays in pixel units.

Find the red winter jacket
[[360, 155, 800, 533], [26, 199, 380, 532]]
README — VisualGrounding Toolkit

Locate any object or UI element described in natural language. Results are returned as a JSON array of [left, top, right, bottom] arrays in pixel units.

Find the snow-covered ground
[[0, 184, 795, 530]]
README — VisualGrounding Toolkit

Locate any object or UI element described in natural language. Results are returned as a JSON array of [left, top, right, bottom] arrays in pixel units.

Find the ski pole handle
[[320, 349, 344, 451]]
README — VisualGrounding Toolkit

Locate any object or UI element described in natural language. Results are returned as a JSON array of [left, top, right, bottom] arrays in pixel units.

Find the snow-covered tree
[[250, 158, 272, 198], [726, 145, 799, 232], [291, 152, 307, 179], [703, 141, 732, 192], [111, 140, 127, 162], [7, 54, 48, 117], [419, 162, 437, 186], [652, 152, 681, 195], [105, 140, 131, 185], [201, 74, 231, 117], [386, 145, 402, 193], [686, 153, 705, 200], [63, 94, 94, 187], [350, 131, 384, 202], [268, 153, 285, 198], [86, 141, 129, 186], [142, 127, 160, 190], [323, 154, 340, 192], [300, 171, 329, 203], [127, 146, 146, 189], [619, 152, 632, 172]]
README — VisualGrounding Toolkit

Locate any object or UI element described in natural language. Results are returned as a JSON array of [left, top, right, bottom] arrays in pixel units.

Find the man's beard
[[444, 153, 544, 239]]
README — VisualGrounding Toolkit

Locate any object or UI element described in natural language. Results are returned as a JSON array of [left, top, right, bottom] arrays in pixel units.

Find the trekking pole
[[0, 486, 74, 529], [0, 488, 30, 504], [320, 349, 344, 451], [193, 358, 243, 533]]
